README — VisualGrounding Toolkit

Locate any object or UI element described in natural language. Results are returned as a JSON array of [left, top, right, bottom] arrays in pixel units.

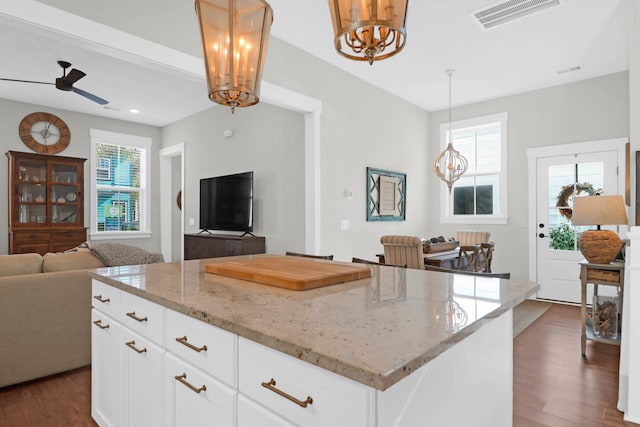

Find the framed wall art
[[366, 167, 406, 221]]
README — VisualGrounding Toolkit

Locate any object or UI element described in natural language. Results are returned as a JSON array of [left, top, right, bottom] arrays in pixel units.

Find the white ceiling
[[0, 0, 629, 127]]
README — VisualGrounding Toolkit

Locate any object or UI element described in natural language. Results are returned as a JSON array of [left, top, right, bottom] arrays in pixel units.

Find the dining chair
[[477, 242, 495, 273], [456, 245, 480, 271], [456, 230, 491, 246], [380, 235, 425, 270], [352, 257, 406, 268], [285, 251, 334, 260], [424, 264, 510, 279]]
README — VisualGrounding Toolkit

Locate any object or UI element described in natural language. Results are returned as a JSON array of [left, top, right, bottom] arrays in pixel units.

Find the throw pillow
[[90, 243, 164, 267]]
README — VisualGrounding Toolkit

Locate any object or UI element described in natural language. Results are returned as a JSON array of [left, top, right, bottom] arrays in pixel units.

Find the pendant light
[[195, 0, 273, 113], [327, 0, 408, 65], [434, 70, 468, 193]]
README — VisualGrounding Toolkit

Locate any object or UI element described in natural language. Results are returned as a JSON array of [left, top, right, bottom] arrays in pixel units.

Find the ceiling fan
[[0, 60, 109, 105]]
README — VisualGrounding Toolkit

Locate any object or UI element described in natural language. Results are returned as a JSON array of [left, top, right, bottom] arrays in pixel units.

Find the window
[[97, 158, 111, 181], [90, 129, 151, 238], [439, 112, 508, 224]]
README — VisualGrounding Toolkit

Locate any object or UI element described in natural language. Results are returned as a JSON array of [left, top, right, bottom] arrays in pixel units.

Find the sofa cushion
[[0, 253, 43, 276], [42, 251, 105, 273], [90, 243, 164, 267]]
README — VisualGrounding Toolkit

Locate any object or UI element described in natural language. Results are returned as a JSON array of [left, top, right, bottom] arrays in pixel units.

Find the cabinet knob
[[93, 319, 110, 330], [176, 336, 208, 353], [175, 373, 207, 394], [125, 340, 147, 354], [126, 311, 148, 323], [261, 378, 313, 408]]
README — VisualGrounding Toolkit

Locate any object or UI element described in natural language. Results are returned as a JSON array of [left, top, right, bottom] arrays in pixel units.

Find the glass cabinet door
[[17, 158, 47, 225], [51, 162, 80, 225]]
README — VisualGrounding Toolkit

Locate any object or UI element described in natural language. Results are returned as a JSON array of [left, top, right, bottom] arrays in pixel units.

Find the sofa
[[0, 243, 164, 388]]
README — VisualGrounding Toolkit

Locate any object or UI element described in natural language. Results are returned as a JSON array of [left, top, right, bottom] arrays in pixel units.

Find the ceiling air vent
[[473, 0, 560, 30]]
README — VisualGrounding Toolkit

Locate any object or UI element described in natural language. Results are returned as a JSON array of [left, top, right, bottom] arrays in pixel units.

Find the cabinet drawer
[[164, 353, 236, 427], [120, 291, 165, 345], [238, 394, 296, 427], [238, 338, 371, 427], [14, 243, 49, 256], [13, 231, 51, 243], [52, 229, 86, 243], [166, 309, 237, 388], [121, 328, 165, 427], [92, 279, 121, 319]]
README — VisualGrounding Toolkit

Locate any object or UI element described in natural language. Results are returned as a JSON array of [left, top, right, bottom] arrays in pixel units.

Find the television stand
[[184, 233, 265, 260], [241, 231, 255, 237]]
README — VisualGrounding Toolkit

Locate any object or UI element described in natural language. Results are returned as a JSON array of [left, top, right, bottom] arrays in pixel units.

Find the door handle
[[538, 233, 547, 238]]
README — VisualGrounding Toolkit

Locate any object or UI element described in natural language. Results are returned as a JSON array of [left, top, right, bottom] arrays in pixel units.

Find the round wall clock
[[19, 112, 71, 154]]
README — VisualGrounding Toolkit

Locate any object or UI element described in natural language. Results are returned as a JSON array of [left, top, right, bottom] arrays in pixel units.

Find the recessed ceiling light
[[129, 108, 141, 114]]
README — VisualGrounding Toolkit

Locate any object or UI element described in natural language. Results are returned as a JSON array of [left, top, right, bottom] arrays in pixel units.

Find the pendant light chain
[[433, 69, 469, 193]]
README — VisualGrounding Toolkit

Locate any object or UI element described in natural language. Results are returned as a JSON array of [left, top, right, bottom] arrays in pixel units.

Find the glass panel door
[[17, 158, 47, 225]]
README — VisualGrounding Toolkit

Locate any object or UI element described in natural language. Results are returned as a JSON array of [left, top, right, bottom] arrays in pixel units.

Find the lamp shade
[[571, 195, 628, 226], [195, 0, 273, 112], [571, 195, 627, 264]]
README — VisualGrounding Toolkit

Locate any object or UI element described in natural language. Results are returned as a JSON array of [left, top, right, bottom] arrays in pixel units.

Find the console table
[[579, 260, 624, 356], [184, 234, 265, 260]]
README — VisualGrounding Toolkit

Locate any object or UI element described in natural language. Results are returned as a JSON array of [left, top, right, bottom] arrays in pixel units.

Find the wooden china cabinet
[[6, 151, 87, 255]]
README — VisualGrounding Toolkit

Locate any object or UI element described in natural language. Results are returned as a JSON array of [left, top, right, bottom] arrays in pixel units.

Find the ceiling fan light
[[195, 0, 273, 113], [328, 0, 408, 65]]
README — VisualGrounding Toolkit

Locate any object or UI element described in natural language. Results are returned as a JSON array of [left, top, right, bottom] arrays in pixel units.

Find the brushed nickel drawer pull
[[126, 311, 148, 323], [261, 378, 313, 408], [175, 373, 207, 394], [93, 319, 110, 329], [125, 340, 147, 354], [176, 336, 208, 353], [93, 295, 110, 303]]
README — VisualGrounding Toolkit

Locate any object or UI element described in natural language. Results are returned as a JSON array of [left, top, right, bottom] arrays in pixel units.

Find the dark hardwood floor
[[0, 366, 96, 427], [0, 303, 636, 426], [514, 303, 637, 427]]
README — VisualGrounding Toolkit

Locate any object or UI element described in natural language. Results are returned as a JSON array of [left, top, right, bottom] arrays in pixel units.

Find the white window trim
[[90, 128, 152, 239], [438, 112, 508, 225]]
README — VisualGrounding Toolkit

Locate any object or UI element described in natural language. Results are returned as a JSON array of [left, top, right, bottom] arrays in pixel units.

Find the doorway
[[527, 138, 627, 303], [159, 143, 184, 262]]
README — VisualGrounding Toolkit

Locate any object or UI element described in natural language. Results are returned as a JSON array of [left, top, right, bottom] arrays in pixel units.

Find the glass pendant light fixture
[[327, 0, 408, 65], [195, 0, 273, 113], [434, 69, 468, 193]]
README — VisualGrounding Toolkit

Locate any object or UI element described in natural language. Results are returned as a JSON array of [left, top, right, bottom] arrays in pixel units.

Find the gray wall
[[427, 72, 629, 278], [161, 102, 306, 255], [37, 0, 432, 262], [0, 98, 162, 254]]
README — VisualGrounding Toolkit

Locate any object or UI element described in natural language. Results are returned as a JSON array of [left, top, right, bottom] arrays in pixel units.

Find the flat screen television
[[199, 171, 254, 234]]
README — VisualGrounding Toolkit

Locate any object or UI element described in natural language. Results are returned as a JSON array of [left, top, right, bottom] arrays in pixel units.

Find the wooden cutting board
[[204, 256, 372, 291]]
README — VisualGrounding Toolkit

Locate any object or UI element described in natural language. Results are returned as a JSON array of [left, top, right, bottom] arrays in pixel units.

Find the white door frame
[[159, 143, 185, 262], [527, 137, 628, 284]]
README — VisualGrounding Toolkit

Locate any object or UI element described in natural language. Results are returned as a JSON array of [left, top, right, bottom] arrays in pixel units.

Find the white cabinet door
[[164, 353, 236, 427], [92, 309, 122, 427], [122, 327, 165, 427], [237, 394, 296, 427]]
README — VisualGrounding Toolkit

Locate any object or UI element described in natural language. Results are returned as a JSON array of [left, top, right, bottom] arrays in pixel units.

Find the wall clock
[[19, 112, 71, 154]]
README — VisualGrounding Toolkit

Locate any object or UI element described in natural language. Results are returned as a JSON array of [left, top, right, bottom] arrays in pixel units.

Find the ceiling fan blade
[[64, 68, 86, 85], [72, 87, 109, 105], [0, 78, 54, 85]]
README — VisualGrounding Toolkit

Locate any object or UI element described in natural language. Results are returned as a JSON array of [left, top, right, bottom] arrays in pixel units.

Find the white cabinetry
[[92, 278, 514, 427], [164, 353, 236, 427], [91, 309, 122, 427], [238, 337, 372, 427], [92, 280, 166, 427]]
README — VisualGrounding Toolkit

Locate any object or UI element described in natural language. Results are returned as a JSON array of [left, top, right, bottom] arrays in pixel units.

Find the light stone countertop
[[90, 254, 539, 391]]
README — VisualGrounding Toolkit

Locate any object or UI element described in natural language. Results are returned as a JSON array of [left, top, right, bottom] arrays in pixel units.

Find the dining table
[[376, 247, 476, 269]]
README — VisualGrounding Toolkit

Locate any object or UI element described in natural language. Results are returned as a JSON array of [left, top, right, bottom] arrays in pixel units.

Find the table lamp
[[571, 195, 628, 264]]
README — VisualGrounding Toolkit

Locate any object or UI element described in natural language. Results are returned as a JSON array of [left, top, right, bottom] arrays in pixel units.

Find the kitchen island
[[90, 254, 539, 427]]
